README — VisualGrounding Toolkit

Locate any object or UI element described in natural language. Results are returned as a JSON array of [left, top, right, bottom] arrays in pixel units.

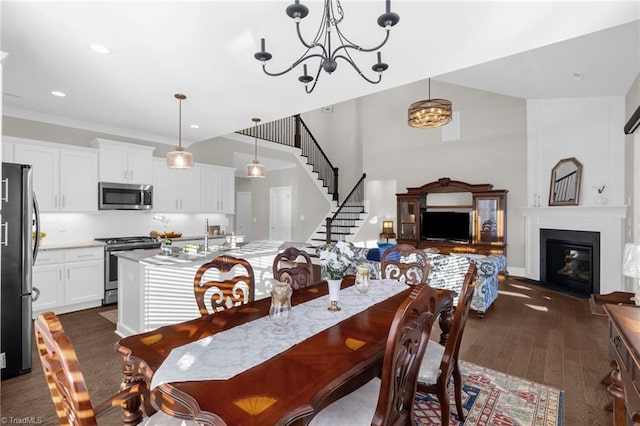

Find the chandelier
[[166, 93, 194, 169], [407, 79, 453, 129], [254, 0, 400, 94], [246, 118, 266, 178]]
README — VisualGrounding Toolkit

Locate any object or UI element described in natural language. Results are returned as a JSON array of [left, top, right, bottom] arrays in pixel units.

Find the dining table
[[115, 278, 454, 426]]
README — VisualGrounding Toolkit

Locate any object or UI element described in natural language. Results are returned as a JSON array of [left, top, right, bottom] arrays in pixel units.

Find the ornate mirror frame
[[548, 157, 582, 206]]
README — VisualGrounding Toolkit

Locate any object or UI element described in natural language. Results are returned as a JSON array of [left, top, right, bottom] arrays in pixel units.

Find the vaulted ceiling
[[2, 1, 638, 147]]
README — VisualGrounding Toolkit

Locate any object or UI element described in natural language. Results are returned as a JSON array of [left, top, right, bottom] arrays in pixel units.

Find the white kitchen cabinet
[[13, 138, 97, 212], [32, 247, 104, 318], [2, 139, 15, 162], [32, 251, 65, 314], [201, 164, 236, 213], [92, 138, 154, 184], [152, 158, 201, 212]]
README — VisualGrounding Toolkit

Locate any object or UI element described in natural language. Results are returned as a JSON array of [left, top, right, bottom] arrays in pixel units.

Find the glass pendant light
[[166, 93, 194, 169], [246, 117, 266, 178]]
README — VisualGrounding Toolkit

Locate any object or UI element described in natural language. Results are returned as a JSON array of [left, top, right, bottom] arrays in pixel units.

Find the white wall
[[356, 80, 528, 269], [527, 96, 626, 207]]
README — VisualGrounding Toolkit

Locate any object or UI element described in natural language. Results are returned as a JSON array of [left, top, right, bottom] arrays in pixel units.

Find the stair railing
[[236, 115, 339, 201], [325, 173, 366, 244]]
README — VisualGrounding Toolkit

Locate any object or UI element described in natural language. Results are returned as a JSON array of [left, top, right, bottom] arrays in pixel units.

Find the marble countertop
[[39, 241, 105, 251], [115, 240, 284, 267]]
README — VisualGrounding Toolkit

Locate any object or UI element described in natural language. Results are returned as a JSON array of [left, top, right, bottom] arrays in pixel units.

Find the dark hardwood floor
[[0, 276, 611, 425]]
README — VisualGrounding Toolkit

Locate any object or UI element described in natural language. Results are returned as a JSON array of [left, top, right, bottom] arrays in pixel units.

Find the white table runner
[[151, 279, 407, 389]]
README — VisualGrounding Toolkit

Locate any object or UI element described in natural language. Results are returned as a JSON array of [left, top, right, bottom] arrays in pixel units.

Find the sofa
[[314, 242, 506, 318]]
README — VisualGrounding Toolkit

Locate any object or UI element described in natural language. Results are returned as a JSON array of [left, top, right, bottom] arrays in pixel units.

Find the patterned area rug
[[413, 360, 563, 425], [98, 309, 117, 324]]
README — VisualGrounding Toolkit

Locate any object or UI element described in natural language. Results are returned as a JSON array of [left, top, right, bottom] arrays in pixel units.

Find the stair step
[[316, 231, 353, 236]]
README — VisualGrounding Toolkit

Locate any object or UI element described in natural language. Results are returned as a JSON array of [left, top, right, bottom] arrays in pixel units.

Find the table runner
[[150, 279, 407, 389]]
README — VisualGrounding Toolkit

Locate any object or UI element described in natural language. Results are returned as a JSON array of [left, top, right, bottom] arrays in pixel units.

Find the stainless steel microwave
[[98, 182, 153, 210]]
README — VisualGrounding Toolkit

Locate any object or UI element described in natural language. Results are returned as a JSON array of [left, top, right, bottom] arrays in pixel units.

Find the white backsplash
[[39, 212, 232, 244]]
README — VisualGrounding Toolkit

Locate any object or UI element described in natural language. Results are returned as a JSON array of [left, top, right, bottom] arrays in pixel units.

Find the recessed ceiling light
[[190, 124, 200, 129], [90, 44, 111, 54], [51, 90, 66, 97], [572, 72, 584, 81]]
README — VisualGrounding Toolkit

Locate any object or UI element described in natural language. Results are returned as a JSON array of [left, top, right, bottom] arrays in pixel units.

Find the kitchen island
[[115, 240, 290, 337]]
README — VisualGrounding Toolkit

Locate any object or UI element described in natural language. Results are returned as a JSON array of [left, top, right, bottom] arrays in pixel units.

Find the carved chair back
[[34, 311, 150, 426], [380, 243, 430, 285], [273, 247, 314, 290], [418, 262, 477, 423], [373, 283, 438, 425], [193, 255, 255, 316]]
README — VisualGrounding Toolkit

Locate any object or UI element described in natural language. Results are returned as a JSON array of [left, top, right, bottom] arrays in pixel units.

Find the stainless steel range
[[95, 236, 161, 305]]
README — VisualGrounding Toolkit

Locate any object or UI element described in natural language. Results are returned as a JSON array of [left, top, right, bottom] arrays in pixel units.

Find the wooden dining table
[[115, 278, 454, 426]]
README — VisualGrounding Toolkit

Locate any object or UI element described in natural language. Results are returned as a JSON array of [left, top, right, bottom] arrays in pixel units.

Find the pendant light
[[407, 79, 452, 129], [166, 93, 194, 169], [246, 117, 266, 178]]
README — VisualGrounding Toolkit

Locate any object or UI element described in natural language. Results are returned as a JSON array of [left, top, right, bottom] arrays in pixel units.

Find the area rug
[[413, 360, 563, 425], [98, 309, 117, 324]]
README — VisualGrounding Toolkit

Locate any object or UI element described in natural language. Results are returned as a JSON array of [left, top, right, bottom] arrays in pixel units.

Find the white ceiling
[[1, 1, 639, 148]]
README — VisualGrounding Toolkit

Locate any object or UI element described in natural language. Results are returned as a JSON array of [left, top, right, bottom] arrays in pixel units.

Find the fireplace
[[540, 228, 600, 296]]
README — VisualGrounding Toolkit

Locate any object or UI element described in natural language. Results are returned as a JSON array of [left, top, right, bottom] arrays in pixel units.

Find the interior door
[[269, 187, 291, 241], [236, 192, 252, 241]]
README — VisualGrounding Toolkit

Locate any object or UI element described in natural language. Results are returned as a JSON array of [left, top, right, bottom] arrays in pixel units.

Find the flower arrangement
[[593, 185, 606, 194], [319, 241, 353, 280]]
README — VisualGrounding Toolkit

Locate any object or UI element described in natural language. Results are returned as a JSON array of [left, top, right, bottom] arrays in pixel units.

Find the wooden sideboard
[[604, 303, 640, 426], [396, 177, 507, 255]]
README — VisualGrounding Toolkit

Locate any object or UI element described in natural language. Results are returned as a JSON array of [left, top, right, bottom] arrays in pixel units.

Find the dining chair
[[34, 311, 192, 426], [272, 246, 315, 289], [418, 262, 477, 424], [309, 283, 439, 425], [380, 243, 430, 285], [193, 255, 255, 316]]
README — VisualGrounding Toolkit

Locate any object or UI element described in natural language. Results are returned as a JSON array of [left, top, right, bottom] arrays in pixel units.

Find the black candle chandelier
[[254, 0, 400, 94]]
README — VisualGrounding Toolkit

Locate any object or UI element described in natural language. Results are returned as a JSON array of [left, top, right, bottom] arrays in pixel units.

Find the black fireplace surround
[[540, 228, 600, 297]]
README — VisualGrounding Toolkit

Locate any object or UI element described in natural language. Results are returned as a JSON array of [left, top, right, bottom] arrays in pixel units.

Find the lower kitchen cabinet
[[32, 247, 104, 318]]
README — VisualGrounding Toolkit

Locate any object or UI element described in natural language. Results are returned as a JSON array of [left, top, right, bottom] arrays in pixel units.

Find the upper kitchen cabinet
[[91, 139, 154, 184], [11, 137, 98, 212], [152, 158, 201, 212], [201, 164, 236, 214]]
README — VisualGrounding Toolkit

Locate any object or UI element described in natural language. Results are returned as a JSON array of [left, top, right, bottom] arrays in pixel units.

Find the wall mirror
[[549, 157, 582, 206]]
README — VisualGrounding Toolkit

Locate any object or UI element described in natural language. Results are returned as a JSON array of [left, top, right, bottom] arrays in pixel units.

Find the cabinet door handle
[[67, 269, 70, 280], [54, 195, 58, 209], [62, 195, 65, 208], [175, 199, 178, 210], [124, 170, 128, 180], [1, 178, 8, 202], [180, 199, 183, 209], [77, 254, 94, 258], [0, 222, 7, 247], [59, 270, 62, 280]]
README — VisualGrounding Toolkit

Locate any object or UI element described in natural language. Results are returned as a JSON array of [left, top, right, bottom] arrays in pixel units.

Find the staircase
[[311, 173, 367, 245], [236, 117, 367, 245]]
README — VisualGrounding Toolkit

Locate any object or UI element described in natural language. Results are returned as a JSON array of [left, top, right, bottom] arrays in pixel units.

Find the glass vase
[[269, 281, 292, 333]]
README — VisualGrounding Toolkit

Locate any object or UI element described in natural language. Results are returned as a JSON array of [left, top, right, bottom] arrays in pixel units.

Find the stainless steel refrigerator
[[1, 162, 40, 380]]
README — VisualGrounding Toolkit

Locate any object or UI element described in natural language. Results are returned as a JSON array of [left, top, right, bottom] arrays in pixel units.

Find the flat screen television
[[420, 211, 471, 242]]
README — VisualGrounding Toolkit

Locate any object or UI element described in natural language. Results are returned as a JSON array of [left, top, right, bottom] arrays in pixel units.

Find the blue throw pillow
[[378, 242, 400, 261], [366, 248, 380, 262]]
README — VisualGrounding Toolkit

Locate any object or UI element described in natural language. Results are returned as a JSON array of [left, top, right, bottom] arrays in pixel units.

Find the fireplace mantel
[[520, 205, 628, 294]]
